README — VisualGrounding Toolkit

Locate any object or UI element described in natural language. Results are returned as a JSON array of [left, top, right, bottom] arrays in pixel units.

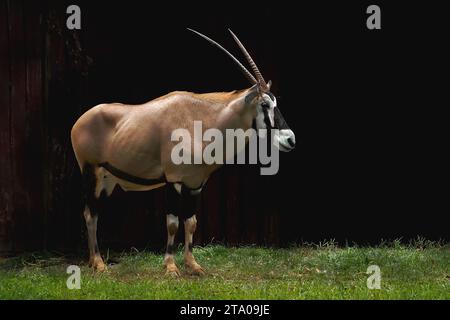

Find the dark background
[[0, 0, 448, 254]]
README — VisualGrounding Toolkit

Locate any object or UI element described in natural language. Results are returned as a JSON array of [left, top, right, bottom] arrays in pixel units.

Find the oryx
[[71, 29, 296, 276]]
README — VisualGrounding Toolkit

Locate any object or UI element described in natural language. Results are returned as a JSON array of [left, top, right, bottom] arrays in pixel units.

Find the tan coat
[[71, 88, 256, 192]]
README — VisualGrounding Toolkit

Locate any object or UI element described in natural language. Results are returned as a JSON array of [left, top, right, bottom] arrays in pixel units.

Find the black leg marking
[[166, 244, 175, 255], [82, 163, 108, 216], [166, 183, 182, 216], [180, 185, 200, 220], [165, 183, 201, 220], [82, 163, 96, 207]]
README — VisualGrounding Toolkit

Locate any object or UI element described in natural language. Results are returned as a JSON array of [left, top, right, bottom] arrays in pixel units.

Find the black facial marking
[[262, 108, 274, 129], [188, 243, 193, 252], [288, 137, 295, 147], [261, 101, 270, 109], [273, 107, 290, 130]]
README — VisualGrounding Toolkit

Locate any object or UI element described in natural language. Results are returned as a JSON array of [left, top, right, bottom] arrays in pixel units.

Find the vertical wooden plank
[[195, 186, 204, 245], [0, 0, 13, 253], [7, 0, 29, 252], [44, 0, 67, 251], [257, 172, 278, 246], [240, 166, 261, 244], [224, 166, 241, 245], [23, 0, 45, 251], [151, 187, 166, 250], [44, 0, 90, 252], [0, 0, 46, 253], [261, 205, 279, 246], [200, 171, 225, 244]]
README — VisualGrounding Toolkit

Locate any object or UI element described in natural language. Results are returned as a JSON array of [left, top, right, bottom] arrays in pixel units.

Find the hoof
[[89, 257, 107, 272], [165, 265, 181, 277], [186, 262, 206, 276]]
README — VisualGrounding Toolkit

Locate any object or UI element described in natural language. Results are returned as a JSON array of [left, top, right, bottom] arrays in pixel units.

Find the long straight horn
[[187, 28, 257, 85], [228, 29, 268, 90]]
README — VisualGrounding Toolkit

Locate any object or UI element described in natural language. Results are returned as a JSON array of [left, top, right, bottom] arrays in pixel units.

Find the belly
[[95, 167, 166, 197]]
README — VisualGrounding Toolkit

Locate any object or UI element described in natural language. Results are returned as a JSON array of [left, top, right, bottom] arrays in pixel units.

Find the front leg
[[164, 214, 181, 277], [184, 214, 205, 275]]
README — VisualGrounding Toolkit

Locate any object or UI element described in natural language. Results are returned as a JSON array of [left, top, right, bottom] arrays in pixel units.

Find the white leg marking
[[174, 183, 182, 195], [184, 215, 204, 275], [165, 214, 180, 276], [95, 167, 117, 197], [165, 214, 179, 252], [84, 206, 98, 257], [184, 215, 196, 250], [83, 205, 105, 271]]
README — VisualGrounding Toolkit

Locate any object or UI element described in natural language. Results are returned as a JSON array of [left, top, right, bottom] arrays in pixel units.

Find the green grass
[[0, 239, 449, 299]]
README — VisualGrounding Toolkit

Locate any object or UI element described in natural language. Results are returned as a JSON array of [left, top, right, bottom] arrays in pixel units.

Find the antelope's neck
[[213, 89, 256, 133]]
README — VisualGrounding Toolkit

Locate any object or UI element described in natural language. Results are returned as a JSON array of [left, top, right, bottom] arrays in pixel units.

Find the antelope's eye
[[261, 102, 270, 109]]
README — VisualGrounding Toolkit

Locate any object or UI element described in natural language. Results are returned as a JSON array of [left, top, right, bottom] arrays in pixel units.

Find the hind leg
[[82, 164, 114, 272], [84, 205, 106, 272]]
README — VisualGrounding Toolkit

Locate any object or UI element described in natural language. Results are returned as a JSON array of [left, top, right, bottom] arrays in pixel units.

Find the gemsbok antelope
[[71, 29, 296, 276]]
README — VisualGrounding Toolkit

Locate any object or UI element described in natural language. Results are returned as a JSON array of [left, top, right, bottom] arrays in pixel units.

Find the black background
[[1, 0, 447, 251], [72, 0, 447, 244]]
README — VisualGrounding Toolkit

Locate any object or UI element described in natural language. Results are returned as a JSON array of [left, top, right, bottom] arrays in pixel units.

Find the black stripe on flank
[[99, 162, 166, 186]]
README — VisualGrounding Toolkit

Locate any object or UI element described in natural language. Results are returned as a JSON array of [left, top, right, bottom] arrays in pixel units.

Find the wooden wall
[[0, 0, 46, 252], [0, 0, 286, 254], [3, 1, 445, 255]]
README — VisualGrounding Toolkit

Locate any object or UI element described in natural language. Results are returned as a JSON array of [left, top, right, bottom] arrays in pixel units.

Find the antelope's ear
[[267, 80, 272, 91]]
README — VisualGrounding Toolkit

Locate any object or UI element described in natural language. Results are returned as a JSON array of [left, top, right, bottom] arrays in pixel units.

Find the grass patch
[[0, 240, 448, 299]]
